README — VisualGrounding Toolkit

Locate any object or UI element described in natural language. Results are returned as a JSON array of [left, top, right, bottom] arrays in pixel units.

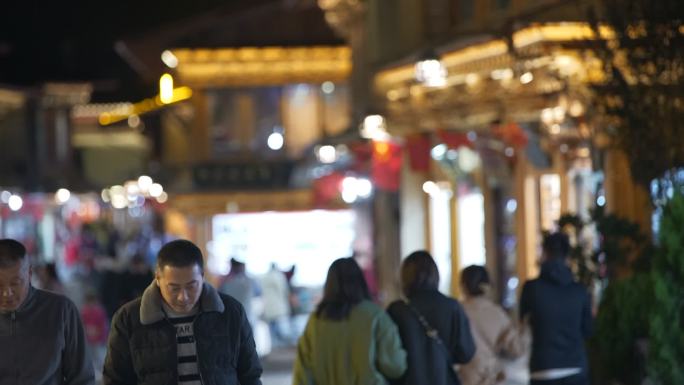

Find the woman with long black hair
[[292, 257, 407, 384]]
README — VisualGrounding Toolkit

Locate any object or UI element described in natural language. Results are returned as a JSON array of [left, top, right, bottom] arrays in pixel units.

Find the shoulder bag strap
[[403, 299, 459, 381]]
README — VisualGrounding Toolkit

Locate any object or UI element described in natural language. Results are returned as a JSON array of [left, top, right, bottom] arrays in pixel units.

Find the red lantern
[[372, 141, 403, 191], [437, 130, 473, 149], [492, 122, 528, 148], [313, 171, 346, 206], [406, 134, 431, 172]]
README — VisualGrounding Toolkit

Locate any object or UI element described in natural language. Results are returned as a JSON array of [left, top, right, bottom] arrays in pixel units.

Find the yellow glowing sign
[[159, 74, 174, 104], [171, 46, 352, 87], [98, 86, 193, 126]]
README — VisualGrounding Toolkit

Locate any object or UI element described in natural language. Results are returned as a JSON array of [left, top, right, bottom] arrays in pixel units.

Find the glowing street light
[[520, 72, 534, 84], [55, 188, 71, 204], [149, 183, 164, 198], [431, 144, 447, 160], [360, 114, 390, 141], [356, 178, 373, 198], [267, 132, 284, 150], [317, 145, 337, 164], [321, 81, 335, 94], [415, 50, 447, 87], [156, 192, 169, 204], [422, 181, 439, 196], [340, 176, 374, 204], [137, 175, 153, 193], [8, 194, 23, 211], [160, 74, 174, 104], [341, 189, 357, 204], [161, 50, 179, 68]]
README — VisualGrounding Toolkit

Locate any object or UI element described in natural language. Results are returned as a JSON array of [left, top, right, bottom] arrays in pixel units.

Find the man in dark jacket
[[520, 232, 593, 385], [103, 239, 262, 385], [0, 239, 94, 385]]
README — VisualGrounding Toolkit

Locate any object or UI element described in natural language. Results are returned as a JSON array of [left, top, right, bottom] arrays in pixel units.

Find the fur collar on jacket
[[139, 281, 225, 325]]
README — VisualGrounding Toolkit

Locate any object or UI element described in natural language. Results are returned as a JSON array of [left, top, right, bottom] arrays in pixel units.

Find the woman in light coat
[[292, 257, 407, 385], [459, 265, 527, 385], [261, 263, 291, 346]]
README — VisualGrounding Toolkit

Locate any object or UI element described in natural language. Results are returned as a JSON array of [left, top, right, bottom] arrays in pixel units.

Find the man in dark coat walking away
[[520, 232, 593, 385], [103, 239, 262, 385]]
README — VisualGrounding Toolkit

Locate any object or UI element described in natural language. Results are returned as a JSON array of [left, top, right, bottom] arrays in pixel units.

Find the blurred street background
[[1, 0, 683, 384]]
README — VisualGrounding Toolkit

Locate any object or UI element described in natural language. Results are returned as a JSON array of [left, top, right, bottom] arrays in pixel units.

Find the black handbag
[[403, 299, 460, 382]]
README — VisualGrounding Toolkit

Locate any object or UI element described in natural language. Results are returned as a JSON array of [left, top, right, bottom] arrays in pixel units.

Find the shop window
[[540, 174, 562, 231], [208, 87, 281, 158], [428, 182, 453, 294], [209, 210, 355, 287], [457, 191, 486, 268], [207, 83, 349, 160]]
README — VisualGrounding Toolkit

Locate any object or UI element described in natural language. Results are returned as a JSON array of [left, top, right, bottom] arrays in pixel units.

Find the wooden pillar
[[450, 181, 460, 298], [424, 189, 432, 253], [186, 214, 211, 267], [190, 213, 219, 285], [400, 156, 428, 258], [604, 148, 652, 237], [191, 90, 210, 162], [374, 190, 402, 305], [553, 152, 570, 215], [514, 155, 540, 283], [477, 168, 500, 301], [319, 1, 408, 304]]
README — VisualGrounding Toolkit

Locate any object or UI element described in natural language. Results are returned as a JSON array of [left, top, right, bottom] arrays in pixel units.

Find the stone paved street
[[260, 347, 529, 385], [261, 347, 296, 385]]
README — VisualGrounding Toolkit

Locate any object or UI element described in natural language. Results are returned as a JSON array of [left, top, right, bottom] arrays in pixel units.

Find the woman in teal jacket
[[292, 257, 407, 385]]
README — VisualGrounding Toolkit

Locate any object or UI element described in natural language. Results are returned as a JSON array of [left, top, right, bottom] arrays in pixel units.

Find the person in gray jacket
[[0, 238, 94, 385]]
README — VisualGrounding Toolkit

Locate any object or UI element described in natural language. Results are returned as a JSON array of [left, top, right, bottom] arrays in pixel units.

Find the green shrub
[[648, 193, 684, 383], [591, 273, 652, 384]]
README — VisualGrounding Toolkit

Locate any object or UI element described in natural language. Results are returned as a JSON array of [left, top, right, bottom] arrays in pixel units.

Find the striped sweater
[[164, 305, 202, 385]]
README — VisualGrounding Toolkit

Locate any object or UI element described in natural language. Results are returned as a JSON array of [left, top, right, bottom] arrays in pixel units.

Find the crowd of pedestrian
[[0, 231, 592, 385]]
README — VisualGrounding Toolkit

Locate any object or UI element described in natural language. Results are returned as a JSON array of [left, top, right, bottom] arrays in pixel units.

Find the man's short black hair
[[156, 240, 204, 273], [542, 232, 571, 260], [0, 239, 27, 268]]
